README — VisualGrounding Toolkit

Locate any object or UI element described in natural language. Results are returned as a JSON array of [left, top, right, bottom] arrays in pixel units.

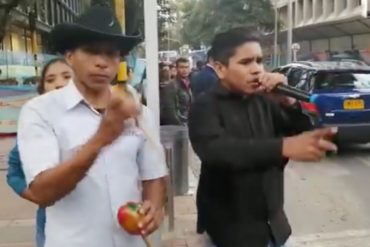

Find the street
[[1, 137, 370, 246], [286, 145, 370, 246]]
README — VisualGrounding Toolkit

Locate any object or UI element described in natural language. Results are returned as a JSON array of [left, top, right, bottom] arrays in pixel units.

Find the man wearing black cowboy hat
[[17, 5, 167, 247]]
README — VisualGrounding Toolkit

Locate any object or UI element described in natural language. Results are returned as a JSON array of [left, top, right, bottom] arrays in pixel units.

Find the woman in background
[[6, 58, 73, 247]]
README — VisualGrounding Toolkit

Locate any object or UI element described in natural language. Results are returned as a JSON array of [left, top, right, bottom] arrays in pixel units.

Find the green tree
[[157, 0, 178, 50], [181, 0, 275, 49]]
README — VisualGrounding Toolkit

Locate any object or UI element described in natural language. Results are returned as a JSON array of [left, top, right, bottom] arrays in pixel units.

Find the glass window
[[315, 71, 370, 89], [287, 68, 303, 87]]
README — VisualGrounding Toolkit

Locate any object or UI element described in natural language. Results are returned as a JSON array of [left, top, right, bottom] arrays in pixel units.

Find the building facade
[[1, 0, 90, 58], [272, 0, 370, 65]]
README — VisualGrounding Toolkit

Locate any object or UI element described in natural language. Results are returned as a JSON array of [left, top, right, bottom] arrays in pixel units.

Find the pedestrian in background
[[173, 57, 193, 125], [169, 63, 177, 80], [159, 63, 182, 125], [7, 57, 73, 247], [190, 49, 219, 98]]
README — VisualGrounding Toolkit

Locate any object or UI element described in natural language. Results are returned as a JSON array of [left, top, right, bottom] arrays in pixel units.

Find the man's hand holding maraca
[[138, 200, 164, 236], [95, 90, 139, 146]]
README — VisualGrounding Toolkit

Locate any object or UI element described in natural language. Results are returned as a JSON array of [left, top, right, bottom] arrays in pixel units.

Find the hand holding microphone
[[258, 72, 289, 92], [258, 72, 298, 106], [258, 73, 338, 160]]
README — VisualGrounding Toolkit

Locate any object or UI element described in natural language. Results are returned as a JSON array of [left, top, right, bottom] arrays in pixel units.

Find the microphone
[[273, 84, 311, 102]]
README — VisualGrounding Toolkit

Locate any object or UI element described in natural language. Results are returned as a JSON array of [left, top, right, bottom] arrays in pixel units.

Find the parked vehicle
[[274, 61, 370, 144]]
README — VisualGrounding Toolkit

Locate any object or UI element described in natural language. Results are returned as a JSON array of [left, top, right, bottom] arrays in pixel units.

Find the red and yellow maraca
[[117, 202, 153, 247]]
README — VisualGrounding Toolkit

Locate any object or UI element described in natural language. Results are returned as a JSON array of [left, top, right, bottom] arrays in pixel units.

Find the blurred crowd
[[158, 50, 219, 126]]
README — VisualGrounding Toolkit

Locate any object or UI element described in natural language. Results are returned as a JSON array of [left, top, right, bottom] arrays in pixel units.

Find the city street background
[[2, 137, 370, 247]]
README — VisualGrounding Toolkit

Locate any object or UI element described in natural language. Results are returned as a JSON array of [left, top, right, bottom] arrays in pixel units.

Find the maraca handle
[[142, 235, 153, 247]]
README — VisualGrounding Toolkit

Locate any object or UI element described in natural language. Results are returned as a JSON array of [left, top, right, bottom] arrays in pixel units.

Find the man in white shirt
[[17, 5, 167, 247]]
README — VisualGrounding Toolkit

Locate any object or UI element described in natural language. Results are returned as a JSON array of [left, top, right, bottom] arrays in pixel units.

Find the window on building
[[343, 0, 347, 9], [61, 8, 66, 22], [38, 0, 47, 23], [77, 0, 80, 13], [315, 0, 323, 17], [64, 11, 68, 23], [292, 2, 296, 27], [306, 0, 313, 19], [72, 0, 76, 12], [47, 0, 53, 25], [54, 2, 59, 24], [327, 0, 334, 14]]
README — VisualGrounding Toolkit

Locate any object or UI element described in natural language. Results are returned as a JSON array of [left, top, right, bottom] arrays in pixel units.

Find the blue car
[[274, 61, 370, 144]]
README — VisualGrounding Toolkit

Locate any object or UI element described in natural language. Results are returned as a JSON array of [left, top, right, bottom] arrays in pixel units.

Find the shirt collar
[[61, 80, 85, 110], [206, 64, 215, 70]]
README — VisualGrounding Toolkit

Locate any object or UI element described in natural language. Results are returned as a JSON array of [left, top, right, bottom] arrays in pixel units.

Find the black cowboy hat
[[49, 5, 142, 54]]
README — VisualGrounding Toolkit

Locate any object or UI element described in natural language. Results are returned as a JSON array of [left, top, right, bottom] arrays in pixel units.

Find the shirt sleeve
[[137, 107, 168, 181], [6, 144, 27, 196], [17, 103, 60, 186], [270, 99, 313, 135]]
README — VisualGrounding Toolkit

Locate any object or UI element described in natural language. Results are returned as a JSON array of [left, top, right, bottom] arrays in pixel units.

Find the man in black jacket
[[188, 28, 338, 247]]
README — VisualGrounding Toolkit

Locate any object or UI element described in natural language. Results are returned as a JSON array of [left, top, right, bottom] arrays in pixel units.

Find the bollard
[[164, 144, 175, 231]]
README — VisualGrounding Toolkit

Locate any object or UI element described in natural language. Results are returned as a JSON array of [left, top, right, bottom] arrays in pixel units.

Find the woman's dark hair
[[211, 27, 261, 66], [37, 57, 69, 94]]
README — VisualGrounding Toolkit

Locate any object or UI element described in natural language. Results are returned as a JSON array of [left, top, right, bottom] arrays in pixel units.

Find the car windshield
[[315, 71, 370, 89]]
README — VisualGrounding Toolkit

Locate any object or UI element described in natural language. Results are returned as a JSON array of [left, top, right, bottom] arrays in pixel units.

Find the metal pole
[[144, 0, 160, 132], [273, 2, 278, 67], [167, 27, 170, 52], [114, 0, 129, 83], [287, 0, 293, 64], [113, 0, 125, 34], [293, 50, 297, 62], [164, 145, 175, 231]]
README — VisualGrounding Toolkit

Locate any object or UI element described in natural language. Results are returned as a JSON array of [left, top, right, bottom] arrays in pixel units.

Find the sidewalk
[[0, 136, 202, 247], [0, 137, 38, 247], [162, 146, 203, 247]]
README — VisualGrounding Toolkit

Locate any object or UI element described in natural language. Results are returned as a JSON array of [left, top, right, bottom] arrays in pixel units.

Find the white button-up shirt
[[17, 81, 167, 247]]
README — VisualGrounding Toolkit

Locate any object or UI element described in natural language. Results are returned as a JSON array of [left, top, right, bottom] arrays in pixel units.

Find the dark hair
[[207, 48, 214, 62], [176, 57, 189, 67], [38, 58, 69, 94], [211, 27, 260, 65], [196, 61, 204, 69]]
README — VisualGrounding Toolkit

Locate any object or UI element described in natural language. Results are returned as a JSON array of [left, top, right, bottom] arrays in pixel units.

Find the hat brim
[[49, 23, 142, 54]]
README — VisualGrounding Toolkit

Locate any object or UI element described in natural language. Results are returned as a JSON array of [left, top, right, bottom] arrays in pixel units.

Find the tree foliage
[[180, 0, 275, 49]]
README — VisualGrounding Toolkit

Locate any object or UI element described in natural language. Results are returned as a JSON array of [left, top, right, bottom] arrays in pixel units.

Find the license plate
[[343, 99, 364, 110]]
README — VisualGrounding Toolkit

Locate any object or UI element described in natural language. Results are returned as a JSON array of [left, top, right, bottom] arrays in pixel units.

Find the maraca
[[117, 202, 153, 247]]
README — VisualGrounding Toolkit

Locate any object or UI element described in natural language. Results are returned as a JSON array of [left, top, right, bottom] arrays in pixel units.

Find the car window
[[287, 68, 303, 87], [314, 71, 370, 89], [273, 67, 290, 75]]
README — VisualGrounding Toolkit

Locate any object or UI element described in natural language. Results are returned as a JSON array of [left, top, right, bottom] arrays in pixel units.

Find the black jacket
[[160, 82, 182, 125], [188, 84, 312, 247], [174, 77, 193, 124]]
